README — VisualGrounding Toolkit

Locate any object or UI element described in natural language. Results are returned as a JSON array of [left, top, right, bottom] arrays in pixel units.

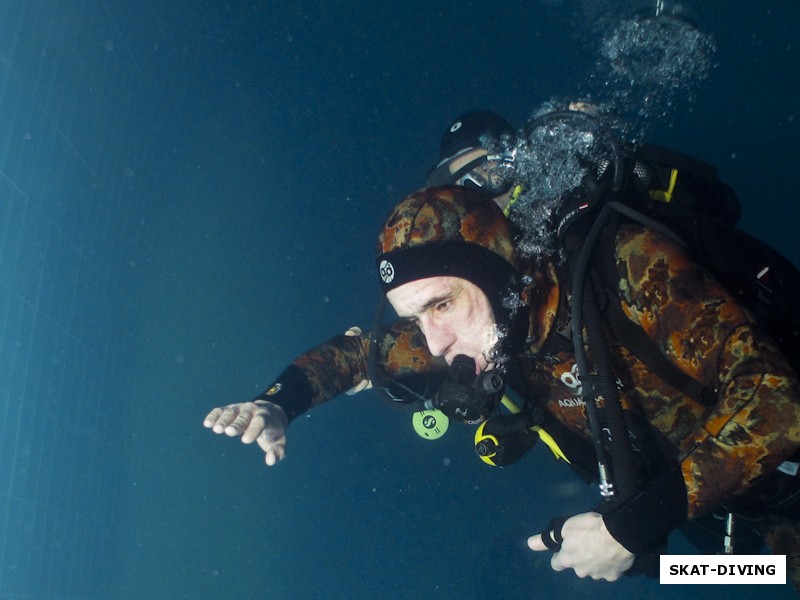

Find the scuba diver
[[203, 107, 800, 588], [426, 109, 521, 212]]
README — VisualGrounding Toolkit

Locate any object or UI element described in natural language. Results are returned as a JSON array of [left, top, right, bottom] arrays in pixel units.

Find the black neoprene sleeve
[[253, 364, 314, 423], [601, 464, 689, 554]]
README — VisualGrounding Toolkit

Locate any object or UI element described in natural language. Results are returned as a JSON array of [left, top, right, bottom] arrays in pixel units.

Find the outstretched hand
[[528, 511, 635, 581], [203, 400, 288, 466]]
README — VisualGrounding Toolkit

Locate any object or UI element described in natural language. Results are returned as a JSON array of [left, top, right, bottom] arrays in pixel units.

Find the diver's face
[[447, 148, 488, 175], [447, 148, 515, 210], [386, 276, 497, 374]]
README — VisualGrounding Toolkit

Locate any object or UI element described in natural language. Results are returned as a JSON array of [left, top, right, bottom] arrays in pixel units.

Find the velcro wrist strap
[[253, 364, 313, 423]]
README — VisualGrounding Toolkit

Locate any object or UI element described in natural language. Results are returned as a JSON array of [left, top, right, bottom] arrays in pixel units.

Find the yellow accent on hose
[[649, 168, 679, 204], [500, 395, 570, 463], [502, 185, 524, 217], [475, 420, 500, 466]]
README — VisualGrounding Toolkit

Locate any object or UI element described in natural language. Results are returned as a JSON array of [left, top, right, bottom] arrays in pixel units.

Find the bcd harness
[[550, 136, 800, 511]]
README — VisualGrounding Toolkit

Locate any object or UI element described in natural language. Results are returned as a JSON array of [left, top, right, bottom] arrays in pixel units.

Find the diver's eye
[[434, 300, 452, 313]]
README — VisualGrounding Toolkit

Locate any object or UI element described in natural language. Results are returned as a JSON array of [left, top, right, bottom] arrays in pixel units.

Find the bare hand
[[528, 511, 635, 581], [203, 400, 288, 466]]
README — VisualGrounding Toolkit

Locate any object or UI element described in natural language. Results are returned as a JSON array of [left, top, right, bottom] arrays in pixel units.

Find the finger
[[265, 441, 286, 466], [528, 534, 546, 551], [345, 379, 372, 396], [203, 407, 223, 428], [258, 429, 286, 464], [265, 445, 285, 466], [550, 554, 567, 572], [209, 406, 240, 433], [537, 517, 566, 553], [224, 410, 253, 436], [241, 413, 266, 444]]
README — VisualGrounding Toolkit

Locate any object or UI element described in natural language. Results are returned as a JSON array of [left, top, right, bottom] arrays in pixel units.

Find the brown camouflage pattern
[[279, 221, 800, 585], [611, 224, 800, 517], [290, 333, 369, 408], [377, 185, 516, 265], [291, 320, 446, 410]]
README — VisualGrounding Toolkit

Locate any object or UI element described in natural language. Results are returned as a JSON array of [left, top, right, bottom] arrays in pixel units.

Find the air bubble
[[594, 14, 715, 136], [507, 12, 714, 260]]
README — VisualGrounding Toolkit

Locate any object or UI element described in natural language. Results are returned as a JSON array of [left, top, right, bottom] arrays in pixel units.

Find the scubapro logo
[[450, 121, 463, 133], [560, 363, 583, 395], [379, 260, 395, 284]]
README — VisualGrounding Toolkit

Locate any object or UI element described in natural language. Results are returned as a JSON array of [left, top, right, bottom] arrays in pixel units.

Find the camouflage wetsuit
[[262, 221, 800, 588]]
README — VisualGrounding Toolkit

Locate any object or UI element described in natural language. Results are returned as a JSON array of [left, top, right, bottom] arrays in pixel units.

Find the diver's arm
[[602, 224, 800, 553], [259, 332, 373, 421], [204, 321, 442, 465], [203, 331, 372, 467], [675, 329, 800, 516], [258, 319, 442, 421]]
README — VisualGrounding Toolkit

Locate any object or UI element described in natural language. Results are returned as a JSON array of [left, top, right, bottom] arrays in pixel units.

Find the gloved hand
[[527, 511, 635, 581], [203, 400, 288, 466]]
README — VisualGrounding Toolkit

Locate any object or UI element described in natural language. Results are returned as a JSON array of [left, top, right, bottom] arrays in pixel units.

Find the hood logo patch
[[379, 260, 395, 284]]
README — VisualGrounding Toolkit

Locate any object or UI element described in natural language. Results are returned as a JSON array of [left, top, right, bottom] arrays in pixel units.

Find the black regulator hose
[[570, 203, 639, 504], [528, 107, 637, 503]]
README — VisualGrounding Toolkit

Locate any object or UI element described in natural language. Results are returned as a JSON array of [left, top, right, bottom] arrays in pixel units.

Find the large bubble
[[510, 104, 621, 259], [593, 12, 716, 138], [508, 9, 715, 259]]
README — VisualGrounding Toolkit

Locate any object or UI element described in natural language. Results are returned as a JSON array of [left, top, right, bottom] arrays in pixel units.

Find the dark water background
[[0, 1, 797, 598]]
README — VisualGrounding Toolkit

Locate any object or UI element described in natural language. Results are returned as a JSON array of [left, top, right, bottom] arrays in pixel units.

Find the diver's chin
[[478, 332, 501, 374], [475, 353, 497, 375]]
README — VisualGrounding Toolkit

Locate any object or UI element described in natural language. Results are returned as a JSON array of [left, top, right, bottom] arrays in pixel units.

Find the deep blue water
[[0, 1, 798, 598]]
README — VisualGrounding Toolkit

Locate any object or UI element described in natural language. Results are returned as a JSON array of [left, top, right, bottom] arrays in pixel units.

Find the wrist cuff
[[254, 364, 313, 423], [602, 465, 688, 554]]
